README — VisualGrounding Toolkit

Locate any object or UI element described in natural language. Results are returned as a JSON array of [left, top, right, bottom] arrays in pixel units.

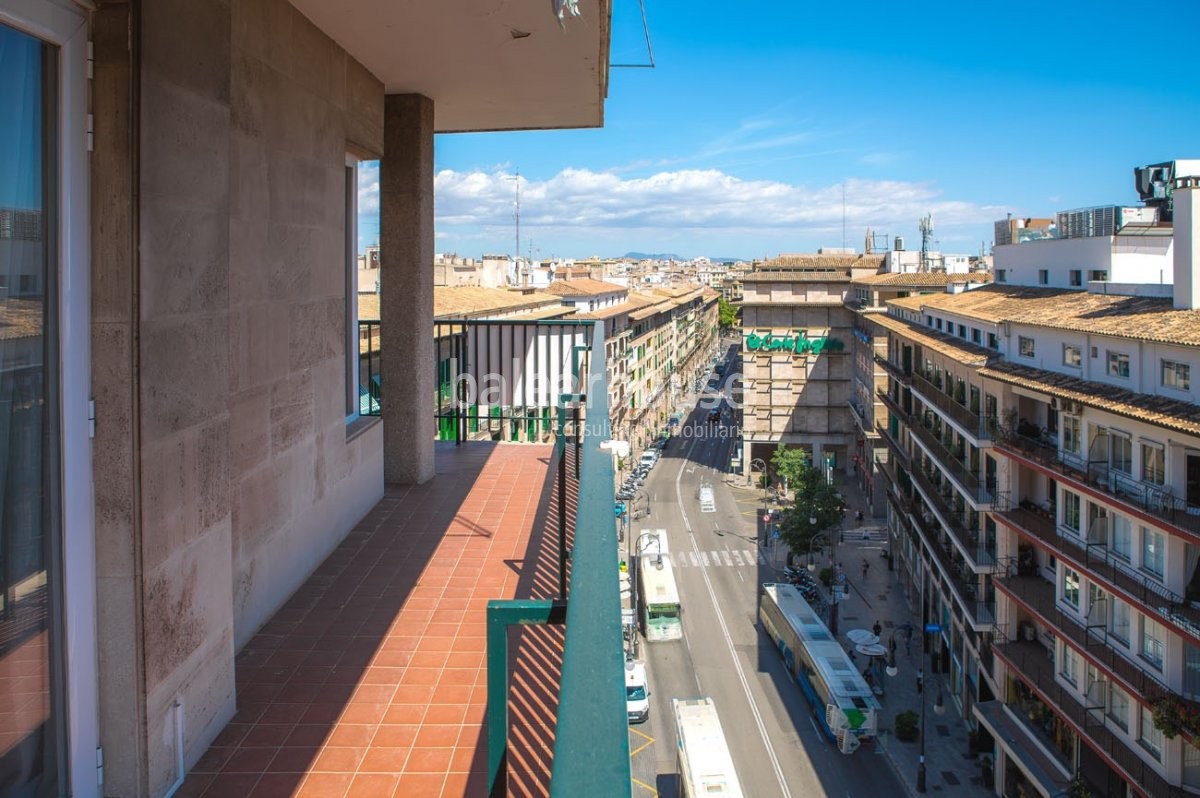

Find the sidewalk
[[829, 479, 991, 797]]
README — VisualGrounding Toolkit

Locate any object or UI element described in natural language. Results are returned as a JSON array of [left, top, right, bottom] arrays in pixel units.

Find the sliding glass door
[[0, 20, 65, 797]]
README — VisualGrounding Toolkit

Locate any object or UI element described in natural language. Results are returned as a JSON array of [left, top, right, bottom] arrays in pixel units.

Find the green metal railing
[[486, 321, 631, 797]]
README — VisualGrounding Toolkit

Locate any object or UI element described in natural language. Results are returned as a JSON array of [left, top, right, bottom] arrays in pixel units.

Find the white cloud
[[434, 167, 1000, 237], [358, 161, 380, 215]]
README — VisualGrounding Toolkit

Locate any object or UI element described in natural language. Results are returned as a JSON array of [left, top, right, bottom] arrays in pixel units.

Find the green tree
[[770, 445, 842, 559], [717, 296, 740, 330]]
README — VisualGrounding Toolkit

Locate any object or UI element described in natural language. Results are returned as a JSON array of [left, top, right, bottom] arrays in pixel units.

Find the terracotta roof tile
[[870, 313, 995, 366], [543, 278, 628, 297], [853, 271, 992, 287], [980, 361, 1200, 437], [887, 284, 1200, 346]]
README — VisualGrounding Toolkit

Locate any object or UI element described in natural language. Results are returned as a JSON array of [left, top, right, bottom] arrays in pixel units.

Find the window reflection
[[1, 20, 60, 795]]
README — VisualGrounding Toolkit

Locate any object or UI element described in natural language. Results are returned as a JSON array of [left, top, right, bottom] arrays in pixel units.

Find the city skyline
[[359, 1, 1200, 260]]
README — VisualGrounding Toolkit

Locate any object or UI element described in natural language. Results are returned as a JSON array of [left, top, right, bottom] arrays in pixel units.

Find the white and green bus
[[673, 697, 744, 798], [759, 582, 881, 753], [637, 530, 682, 641]]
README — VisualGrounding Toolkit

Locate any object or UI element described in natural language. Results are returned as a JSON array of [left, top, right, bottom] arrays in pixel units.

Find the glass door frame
[[0, 1, 98, 795]]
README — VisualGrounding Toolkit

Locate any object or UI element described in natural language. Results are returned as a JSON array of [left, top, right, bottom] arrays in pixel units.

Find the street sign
[[924, 623, 942, 634], [621, 608, 635, 626]]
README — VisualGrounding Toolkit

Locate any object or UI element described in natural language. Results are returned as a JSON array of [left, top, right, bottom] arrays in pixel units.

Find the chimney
[[1176, 177, 1200, 310]]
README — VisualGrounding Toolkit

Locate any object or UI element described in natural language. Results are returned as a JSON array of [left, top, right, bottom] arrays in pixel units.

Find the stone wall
[[92, 0, 387, 791]]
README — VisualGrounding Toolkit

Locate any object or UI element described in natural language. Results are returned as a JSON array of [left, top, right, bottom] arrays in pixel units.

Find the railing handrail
[[550, 320, 632, 796], [910, 370, 991, 440]]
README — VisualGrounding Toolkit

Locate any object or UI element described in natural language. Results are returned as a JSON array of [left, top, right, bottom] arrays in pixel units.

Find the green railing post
[[486, 599, 567, 797]]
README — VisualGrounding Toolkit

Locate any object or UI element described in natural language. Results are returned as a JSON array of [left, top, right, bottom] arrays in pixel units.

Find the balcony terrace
[[993, 639, 1182, 798], [907, 418, 993, 505], [995, 506, 1200, 647], [995, 574, 1170, 701], [181, 323, 629, 798], [911, 370, 992, 441], [994, 430, 1200, 540], [909, 467, 996, 568], [873, 353, 910, 386]]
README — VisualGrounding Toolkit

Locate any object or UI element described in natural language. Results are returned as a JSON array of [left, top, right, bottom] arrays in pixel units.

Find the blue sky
[[362, 0, 1200, 261]]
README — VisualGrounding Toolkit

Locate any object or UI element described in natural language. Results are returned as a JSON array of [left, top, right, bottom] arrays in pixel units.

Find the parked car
[[707, 408, 721, 424], [639, 450, 659, 470], [625, 661, 650, 723]]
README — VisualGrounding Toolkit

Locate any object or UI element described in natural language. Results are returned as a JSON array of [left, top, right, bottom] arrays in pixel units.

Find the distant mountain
[[621, 251, 683, 261], [620, 251, 747, 262]]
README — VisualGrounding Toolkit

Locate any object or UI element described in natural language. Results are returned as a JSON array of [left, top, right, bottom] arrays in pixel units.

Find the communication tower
[[918, 214, 934, 272]]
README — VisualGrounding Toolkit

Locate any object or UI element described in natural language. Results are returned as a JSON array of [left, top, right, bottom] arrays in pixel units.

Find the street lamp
[[915, 561, 945, 794], [633, 488, 651, 520]]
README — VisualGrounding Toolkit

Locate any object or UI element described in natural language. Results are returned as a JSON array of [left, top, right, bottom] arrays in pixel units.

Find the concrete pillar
[[380, 94, 435, 484]]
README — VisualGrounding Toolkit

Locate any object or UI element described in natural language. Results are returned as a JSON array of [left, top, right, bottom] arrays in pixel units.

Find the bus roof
[[639, 555, 680, 605], [762, 583, 881, 711], [672, 697, 744, 797], [636, 528, 669, 557]]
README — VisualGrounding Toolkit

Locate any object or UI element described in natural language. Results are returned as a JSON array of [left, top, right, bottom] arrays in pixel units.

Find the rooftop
[[869, 313, 995, 367], [852, 271, 993, 287], [757, 253, 886, 270], [887, 284, 1200, 346], [543, 278, 628, 297], [0, 299, 41, 341], [980, 361, 1200, 437]]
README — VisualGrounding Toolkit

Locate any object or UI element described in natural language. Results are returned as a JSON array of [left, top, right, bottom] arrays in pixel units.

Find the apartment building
[[870, 177, 1200, 797], [739, 254, 883, 476], [588, 285, 718, 455], [0, 1, 613, 794], [845, 270, 992, 516]]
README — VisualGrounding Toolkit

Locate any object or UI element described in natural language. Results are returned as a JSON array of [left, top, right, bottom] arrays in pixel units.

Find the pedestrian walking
[[873, 620, 882, 638], [861, 559, 870, 580]]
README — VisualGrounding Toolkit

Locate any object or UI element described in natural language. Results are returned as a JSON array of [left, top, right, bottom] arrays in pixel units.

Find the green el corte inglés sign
[[745, 330, 844, 355]]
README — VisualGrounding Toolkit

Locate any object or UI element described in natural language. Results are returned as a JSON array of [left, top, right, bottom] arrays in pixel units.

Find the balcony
[[907, 419, 993, 505], [911, 371, 991, 440], [995, 506, 1200, 645], [873, 353, 911, 385], [909, 508, 996, 627], [847, 399, 879, 439], [909, 467, 996, 568], [994, 430, 1200, 539], [185, 324, 630, 797], [995, 574, 1170, 701], [993, 639, 1182, 798]]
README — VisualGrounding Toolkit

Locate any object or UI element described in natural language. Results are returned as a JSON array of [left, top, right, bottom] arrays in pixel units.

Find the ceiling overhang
[[291, 0, 612, 133]]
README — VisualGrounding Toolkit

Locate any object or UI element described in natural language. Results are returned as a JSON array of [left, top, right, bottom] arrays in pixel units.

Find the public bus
[[758, 582, 881, 753], [637, 530, 682, 641], [672, 697, 744, 798]]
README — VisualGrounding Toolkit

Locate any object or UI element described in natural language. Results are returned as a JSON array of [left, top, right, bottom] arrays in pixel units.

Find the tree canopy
[[717, 296, 739, 330], [770, 445, 843, 559]]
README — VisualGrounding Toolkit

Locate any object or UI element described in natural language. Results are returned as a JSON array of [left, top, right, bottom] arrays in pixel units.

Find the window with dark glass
[[1, 21, 65, 794]]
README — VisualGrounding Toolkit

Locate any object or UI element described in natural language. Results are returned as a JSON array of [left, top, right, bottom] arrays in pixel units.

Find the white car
[[625, 661, 650, 723], [639, 451, 659, 470]]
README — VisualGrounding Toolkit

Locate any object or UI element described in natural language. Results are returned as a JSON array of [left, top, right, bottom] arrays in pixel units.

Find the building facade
[[739, 255, 883, 479], [871, 179, 1200, 798]]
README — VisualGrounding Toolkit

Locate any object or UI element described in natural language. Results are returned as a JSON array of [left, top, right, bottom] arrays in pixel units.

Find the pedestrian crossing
[[661, 548, 768, 569]]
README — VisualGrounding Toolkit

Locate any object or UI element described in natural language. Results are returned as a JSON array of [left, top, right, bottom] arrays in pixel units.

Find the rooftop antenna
[[842, 182, 847, 251], [507, 170, 521, 265], [918, 213, 934, 272]]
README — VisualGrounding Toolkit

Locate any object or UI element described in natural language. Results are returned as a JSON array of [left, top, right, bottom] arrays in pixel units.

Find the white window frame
[[1141, 526, 1165, 579], [1109, 597, 1131, 645], [1108, 684, 1130, 731], [0, 4, 98, 794], [1107, 350, 1130, 378], [1062, 344, 1081, 368], [1018, 336, 1035, 358], [1162, 359, 1191, 391]]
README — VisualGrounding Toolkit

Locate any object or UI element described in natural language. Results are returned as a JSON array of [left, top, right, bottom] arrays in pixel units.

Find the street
[[626, 347, 907, 798]]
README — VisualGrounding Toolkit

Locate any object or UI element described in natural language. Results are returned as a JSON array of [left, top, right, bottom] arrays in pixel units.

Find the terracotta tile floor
[[180, 441, 574, 798]]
